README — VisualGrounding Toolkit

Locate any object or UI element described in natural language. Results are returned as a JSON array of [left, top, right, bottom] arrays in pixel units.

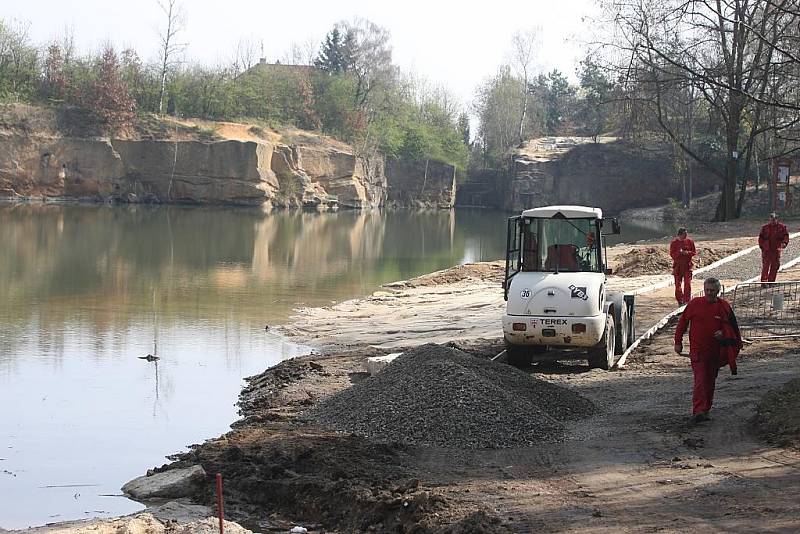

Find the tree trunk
[[517, 73, 528, 144], [755, 143, 761, 193], [736, 132, 759, 217], [717, 97, 743, 221], [723, 159, 738, 221], [158, 67, 167, 115], [420, 158, 429, 196], [735, 157, 750, 217], [157, 0, 175, 115]]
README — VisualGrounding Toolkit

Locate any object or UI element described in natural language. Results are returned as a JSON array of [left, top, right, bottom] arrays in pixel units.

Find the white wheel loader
[[502, 205, 635, 369]]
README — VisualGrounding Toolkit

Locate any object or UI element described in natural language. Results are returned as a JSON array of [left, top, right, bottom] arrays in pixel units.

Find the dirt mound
[[752, 377, 800, 447], [439, 511, 511, 533], [694, 246, 739, 267], [306, 344, 595, 448], [612, 246, 673, 277], [389, 261, 505, 288], [176, 426, 509, 533], [164, 350, 512, 533], [611, 244, 742, 277], [180, 428, 438, 532]]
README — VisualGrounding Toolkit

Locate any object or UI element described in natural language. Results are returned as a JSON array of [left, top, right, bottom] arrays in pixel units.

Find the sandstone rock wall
[[507, 137, 719, 214], [0, 134, 124, 199], [384, 158, 457, 208], [0, 134, 391, 209], [294, 145, 386, 209], [111, 139, 275, 205]]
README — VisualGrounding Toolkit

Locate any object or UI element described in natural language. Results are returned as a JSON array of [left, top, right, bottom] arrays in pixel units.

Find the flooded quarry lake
[[0, 203, 672, 528]]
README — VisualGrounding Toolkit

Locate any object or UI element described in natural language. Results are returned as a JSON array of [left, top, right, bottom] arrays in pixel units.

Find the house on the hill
[[236, 58, 322, 80]]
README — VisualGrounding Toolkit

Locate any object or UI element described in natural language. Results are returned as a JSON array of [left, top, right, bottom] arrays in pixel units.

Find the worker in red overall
[[759, 212, 789, 283], [669, 227, 696, 305], [674, 277, 741, 423]]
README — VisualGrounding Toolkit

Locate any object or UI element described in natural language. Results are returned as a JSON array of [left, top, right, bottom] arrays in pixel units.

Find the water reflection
[[0, 203, 673, 528], [0, 204, 503, 529]]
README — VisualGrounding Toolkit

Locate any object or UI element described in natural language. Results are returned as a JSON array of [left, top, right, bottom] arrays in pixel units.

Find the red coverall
[[670, 237, 696, 304], [674, 296, 739, 415], [759, 221, 789, 282]]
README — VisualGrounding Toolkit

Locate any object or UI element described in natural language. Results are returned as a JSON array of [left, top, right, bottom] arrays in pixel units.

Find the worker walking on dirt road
[[674, 277, 742, 424], [759, 212, 789, 283], [670, 227, 696, 305]]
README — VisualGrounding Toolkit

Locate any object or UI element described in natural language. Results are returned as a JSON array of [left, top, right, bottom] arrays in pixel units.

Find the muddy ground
[[18, 223, 800, 533], [159, 232, 800, 533]]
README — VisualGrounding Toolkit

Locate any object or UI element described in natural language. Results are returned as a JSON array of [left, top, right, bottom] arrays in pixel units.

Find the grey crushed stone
[[699, 237, 800, 284], [305, 343, 596, 449]]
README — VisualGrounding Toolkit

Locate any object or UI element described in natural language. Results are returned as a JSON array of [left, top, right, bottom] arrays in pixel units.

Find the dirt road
[[277, 233, 772, 352], [473, 334, 800, 532]]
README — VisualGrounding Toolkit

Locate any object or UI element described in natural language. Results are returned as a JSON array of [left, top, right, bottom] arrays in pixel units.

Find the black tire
[[505, 342, 532, 367], [628, 305, 636, 345], [614, 305, 628, 355], [588, 314, 616, 370]]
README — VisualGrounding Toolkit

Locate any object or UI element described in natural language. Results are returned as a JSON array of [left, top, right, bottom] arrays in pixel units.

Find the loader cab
[[504, 206, 619, 300]]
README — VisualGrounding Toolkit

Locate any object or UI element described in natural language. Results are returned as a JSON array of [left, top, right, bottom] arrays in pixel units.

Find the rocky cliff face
[[506, 137, 719, 214], [289, 144, 386, 209], [0, 133, 389, 209], [384, 158, 457, 208], [0, 135, 124, 199], [111, 139, 276, 205]]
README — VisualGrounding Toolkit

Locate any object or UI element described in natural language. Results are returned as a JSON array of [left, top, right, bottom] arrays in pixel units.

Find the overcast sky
[[4, 0, 598, 111]]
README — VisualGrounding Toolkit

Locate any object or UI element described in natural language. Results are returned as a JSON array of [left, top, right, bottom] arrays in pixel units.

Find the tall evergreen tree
[[544, 70, 575, 134], [314, 28, 347, 73], [577, 62, 613, 141]]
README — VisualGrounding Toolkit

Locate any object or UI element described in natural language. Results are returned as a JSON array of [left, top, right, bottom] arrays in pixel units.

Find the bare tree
[[282, 38, 317, 66], [595, 0, 799, 220], [510, 29, 540, 143], [400, 68, 428, 106], [0, 18, 38, 98], [336, 17, 395, 109], [474, 66, 527, 168], [156, 0, 186, 114], [56, 24, 76, 65], [233, 35, 260, 74]]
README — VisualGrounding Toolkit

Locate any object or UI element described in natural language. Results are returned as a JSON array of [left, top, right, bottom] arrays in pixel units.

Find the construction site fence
[[729, 281, 800, 340]]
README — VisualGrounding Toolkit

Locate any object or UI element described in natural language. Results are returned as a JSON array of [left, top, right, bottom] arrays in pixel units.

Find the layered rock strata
[[0, 134, 393, 209], [506, 137, 720, 213], [384, 158, 457, 209]]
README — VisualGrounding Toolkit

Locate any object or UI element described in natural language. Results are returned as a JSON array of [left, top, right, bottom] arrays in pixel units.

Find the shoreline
[[11, 216, 800, 533]]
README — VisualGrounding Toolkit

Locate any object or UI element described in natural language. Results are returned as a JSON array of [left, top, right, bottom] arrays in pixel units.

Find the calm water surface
[[0, 203, 672, 528]]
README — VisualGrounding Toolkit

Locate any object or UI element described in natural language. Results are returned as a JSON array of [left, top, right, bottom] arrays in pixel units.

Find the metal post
[[772, 159, 778, 211]]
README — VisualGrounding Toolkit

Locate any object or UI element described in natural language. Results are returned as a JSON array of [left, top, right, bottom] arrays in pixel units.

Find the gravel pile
[[305, 344, 596, 449], [700, 238, 800, 283]]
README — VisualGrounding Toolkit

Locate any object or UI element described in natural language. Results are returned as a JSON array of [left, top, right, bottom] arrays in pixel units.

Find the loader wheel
[[505, 342, 532, 367], [588, 314, 616, 370], [628, 306, 636, 345], [614, 304, 629, 355]]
